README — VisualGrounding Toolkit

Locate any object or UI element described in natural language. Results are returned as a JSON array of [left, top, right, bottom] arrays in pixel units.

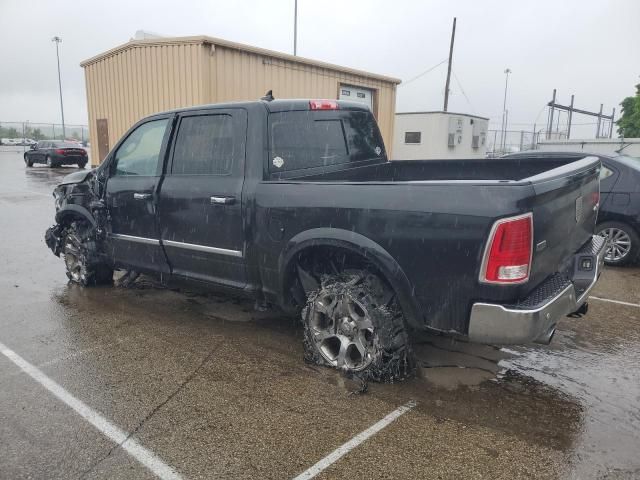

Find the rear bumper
[[54, 156, 86, 165], [467, 235, 606, 344]]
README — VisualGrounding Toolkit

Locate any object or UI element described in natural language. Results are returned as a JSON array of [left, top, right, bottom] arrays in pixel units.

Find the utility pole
[[500, 68, 511, 151], [547, 89, 556, 139], [293, 0, 298, 55], [443, 17, 456, 112], [52, 36, 66, 140], [610, 108, 615, 138], [503, 110, 509, 151], [531, 123, 537, 150], [567, 94, 575, 139]]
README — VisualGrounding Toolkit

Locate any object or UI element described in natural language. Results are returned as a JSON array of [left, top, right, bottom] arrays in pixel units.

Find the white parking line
[[292, 401, 416, 480], [0, 341, 183, 480], [590, 296, 640, 308]]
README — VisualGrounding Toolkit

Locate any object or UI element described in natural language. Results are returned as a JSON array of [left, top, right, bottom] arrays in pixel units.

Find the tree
[[32, 128, 45, 140], [617, 84, 640, 138]]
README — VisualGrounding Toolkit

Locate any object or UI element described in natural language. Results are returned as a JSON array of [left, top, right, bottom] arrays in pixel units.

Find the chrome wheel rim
[[47, 157, 52, 167], [599, 228, 631, 262], [309, 293, 376, 371]]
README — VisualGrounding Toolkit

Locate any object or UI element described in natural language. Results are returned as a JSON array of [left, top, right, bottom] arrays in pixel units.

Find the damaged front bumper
[[467, 235, 606, 345]]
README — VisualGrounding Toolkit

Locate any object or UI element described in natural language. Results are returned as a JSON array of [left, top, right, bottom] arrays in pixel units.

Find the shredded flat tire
[[301, 271, 414, 383]]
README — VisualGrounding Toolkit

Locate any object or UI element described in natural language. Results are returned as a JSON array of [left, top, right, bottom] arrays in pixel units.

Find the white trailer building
[[392, 111, 489, 160]]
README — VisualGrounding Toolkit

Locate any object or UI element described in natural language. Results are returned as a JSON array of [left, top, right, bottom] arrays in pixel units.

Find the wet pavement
[[1, 145, 639, 479]]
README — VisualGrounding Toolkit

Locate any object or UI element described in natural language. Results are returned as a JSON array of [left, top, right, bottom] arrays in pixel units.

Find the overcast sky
[[1, 0, 639, 138]]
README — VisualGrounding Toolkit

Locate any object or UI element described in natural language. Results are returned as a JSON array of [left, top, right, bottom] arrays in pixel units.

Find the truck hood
[[59, 169, 95, 185]]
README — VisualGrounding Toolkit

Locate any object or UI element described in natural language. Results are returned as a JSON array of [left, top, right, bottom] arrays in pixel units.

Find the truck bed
[[260, 154, 601, 334], [282, 156, 574, 183]]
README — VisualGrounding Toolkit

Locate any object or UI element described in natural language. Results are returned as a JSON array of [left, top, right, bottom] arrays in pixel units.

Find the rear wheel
[[597, 221, 640, 266], [63, 222, 113, 286], [77, 161, 87, 169], [302, 270, 414, 382]]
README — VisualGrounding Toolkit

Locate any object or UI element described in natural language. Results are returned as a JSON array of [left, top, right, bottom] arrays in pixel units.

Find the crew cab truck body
[[45, 99, 605, 380]]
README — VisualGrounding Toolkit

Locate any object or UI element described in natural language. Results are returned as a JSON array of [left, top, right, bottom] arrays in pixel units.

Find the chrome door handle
[[210, 196, 235, 205], [133, 193, 152, 200]]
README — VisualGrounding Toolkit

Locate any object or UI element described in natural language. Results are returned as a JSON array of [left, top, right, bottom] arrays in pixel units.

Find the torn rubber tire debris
[[62, 221, 113, 286], [302, 270, 415, 383]]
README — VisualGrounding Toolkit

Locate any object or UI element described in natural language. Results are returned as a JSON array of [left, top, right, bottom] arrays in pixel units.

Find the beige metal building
[[81, 35, 401, 165]]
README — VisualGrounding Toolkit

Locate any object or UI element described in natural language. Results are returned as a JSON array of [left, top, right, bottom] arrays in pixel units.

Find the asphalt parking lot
[[1, 145, 639, 479]]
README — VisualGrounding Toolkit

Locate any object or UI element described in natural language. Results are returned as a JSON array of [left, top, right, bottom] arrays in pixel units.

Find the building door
[[339, 85, 374, 112], [96, 118, 110, 163]]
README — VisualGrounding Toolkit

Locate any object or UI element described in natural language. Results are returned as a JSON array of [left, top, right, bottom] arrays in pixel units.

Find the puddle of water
[[502, 336, 640, 478]]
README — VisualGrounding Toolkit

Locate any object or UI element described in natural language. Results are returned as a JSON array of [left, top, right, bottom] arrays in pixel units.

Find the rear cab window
[[268, 109, 386, 178]]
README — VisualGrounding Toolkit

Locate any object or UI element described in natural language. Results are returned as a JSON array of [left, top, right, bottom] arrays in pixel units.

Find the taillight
[[309, 99, 339, 110], [480, 213, 533, 284], [55, 149, 65, 155]]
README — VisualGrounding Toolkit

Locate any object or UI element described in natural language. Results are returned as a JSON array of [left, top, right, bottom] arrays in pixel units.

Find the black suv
[[503, 151, 640, 266], [24, 141, 88, 168]]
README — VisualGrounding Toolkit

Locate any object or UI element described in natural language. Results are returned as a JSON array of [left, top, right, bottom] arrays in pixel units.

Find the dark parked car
[[24, 141, 88, 168], [44, 99, 605, 380], [503, 151, 640, 266]]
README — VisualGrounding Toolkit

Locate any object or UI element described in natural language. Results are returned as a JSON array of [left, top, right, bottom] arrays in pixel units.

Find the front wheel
[[597, 221, 640, 266], [46, 156, 55, 168], [24, 154, 33, 167], [63, 222, 113, 286], [301, 271, 414, 382]]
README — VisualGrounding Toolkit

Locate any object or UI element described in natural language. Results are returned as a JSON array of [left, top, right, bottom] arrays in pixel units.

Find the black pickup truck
[[45, 98, 605, 381]]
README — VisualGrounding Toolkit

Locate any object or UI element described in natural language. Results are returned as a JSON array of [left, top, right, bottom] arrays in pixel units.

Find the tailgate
[[525, 156, 600, 288]]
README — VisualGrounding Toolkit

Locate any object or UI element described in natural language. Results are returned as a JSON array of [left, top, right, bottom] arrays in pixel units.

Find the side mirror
[[30, 144, 37, 150]]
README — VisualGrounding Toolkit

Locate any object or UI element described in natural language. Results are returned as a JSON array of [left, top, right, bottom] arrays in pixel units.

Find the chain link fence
[[0, 121, 89, 145], [486, 129, 550, 157]]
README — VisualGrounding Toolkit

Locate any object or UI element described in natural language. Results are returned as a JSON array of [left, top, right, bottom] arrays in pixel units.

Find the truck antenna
[[261, 90, 275, 102]]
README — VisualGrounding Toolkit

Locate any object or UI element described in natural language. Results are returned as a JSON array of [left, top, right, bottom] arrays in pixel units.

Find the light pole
[[293, 0, 298, 55], [500, 68, 511, 152], [52, 36, 65, 140]]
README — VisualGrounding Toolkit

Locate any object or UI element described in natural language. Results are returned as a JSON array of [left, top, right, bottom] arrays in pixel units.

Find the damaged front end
[[45, 224, 65, 257], [44, 168, 109, 258]]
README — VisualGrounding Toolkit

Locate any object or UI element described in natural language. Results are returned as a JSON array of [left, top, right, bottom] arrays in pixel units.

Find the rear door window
[[170, 114, 235, 175], [269, 110, 386, 174]]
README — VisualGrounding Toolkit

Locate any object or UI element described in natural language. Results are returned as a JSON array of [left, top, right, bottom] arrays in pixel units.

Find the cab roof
[[149, 99, 372, 117]]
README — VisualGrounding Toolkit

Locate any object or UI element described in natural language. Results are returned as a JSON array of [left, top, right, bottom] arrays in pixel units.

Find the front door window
[[113, 119, 169, 176]]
